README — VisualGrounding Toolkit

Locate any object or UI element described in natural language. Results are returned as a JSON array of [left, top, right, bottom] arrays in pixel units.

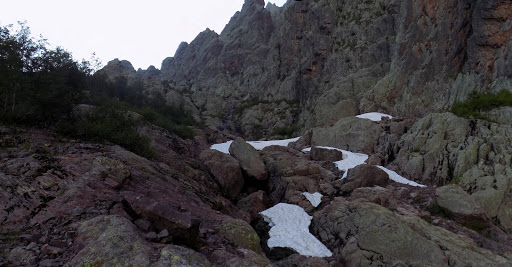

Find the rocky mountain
[[101, 0, 511, 139], [2, 0, 512, 266]]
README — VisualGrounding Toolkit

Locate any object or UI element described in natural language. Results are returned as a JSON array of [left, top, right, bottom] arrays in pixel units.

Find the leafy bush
[[58, 109, 155, 158], [451, 90, 512, 119], [138, 107, 195, 139], [271, 124, 300, 138], [0, 23, 198, 157]]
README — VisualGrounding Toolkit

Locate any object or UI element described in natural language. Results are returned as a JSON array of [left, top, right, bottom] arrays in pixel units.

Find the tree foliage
[[0, 22, 198, 157], [0, 22, 85, 123]]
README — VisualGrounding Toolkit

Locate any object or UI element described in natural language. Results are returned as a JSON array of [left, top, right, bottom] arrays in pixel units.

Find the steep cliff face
[[103, 0, 511, 139]]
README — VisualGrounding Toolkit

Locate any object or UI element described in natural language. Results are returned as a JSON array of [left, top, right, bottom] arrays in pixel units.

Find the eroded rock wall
[[101, 0, 511, 139]]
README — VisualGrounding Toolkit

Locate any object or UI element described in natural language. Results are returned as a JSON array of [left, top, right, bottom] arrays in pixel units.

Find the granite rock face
[[436, 185, 490, 229], [66, 215, 152, 267], [393, 113, 512, 232], [2, 118, 512, 266], [312, 199, 510, 266], [99, 0, 511, 139], [311, 116, 383, 154]]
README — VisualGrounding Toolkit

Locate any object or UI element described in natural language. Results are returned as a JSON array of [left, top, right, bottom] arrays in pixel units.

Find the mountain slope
[[106, 0, 511, 138]]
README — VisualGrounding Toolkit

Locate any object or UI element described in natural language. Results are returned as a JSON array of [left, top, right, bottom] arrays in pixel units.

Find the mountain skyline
[[0, 0, 287, 70]]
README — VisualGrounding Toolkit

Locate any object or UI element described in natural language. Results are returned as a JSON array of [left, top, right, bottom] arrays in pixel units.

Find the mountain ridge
[[100, 0, 511, 139]]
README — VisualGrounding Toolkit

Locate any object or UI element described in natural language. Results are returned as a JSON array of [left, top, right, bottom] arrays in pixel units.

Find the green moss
[[218, 219, 262, 253]]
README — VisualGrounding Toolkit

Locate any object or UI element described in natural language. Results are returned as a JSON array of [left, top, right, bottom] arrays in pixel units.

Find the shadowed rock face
[[99, 0, 511, 139]]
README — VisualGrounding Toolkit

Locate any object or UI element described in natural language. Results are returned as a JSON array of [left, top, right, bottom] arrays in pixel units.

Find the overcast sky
[[0, 0, 287, 70]]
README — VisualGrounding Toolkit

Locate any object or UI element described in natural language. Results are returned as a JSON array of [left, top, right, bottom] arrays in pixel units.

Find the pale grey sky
[[0, 0, 287, 70]]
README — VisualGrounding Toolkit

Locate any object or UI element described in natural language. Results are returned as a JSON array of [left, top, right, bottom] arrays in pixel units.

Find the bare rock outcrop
[[200, 149, 244, 200], [66, 215, 152, 266], [436, 185, 490, 229], [311, 117, 383, 154], [312, 198, 510, 266], [261, 146, 335, 212], [310, 146, 344, 162], [393, 112, 512, 232], [229, 137, 268, 181], [337, 164, 390, 194]]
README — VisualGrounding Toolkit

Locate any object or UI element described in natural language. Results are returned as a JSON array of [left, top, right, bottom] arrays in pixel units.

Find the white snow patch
[[302, 192, 323, 208], [210, 138, 299, 154], [210, 140, 233, 154], [212, 140, 426, 188], [356, 112, 393, 122], [376, 166, 426, 187], [247, 137, 300, 150], [303, 146, 368, 178], [260, 203, 333, 257]]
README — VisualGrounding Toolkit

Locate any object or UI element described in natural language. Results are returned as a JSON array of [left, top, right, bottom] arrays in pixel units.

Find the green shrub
[[137, 107, 195, 139], [271, 124, 300, 138], [451, 90, 512, 119], [58, 108, 155, 158]]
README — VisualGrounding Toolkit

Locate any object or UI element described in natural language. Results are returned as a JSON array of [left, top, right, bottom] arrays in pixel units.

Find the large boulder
[[121, 191, 200, 247], [394, 113, 472, 186], [229, 137, 268, 181], [288, 130, 312, 151], [273, 254, 329, 267], [209, 248, 271, 267], [153, 244, 212, 267], [337, 164, 390, 194], [261, 146, 335, 211], [312, 199, 510, 266], [215, 218, 264, 254], [66, 215, 151, 267], [310, 146, 344, 162], [310, 117, 382, 154], [436, 185, 490, 229], [236, 191, 271, 221], [200, 149, 244, 200]]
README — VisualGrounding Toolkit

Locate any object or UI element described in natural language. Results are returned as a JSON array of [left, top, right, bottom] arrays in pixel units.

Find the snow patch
[[212, 140, 425, 188], [302, 192, 323, 208], [303, 146, 368, 178], [247, 137, 300, 150], [210, 138, 299, 154], [260, 203, 333, 257], [356, 112, 393, 122], [376, 166, 426, 188], [210, 140, 233, 154]]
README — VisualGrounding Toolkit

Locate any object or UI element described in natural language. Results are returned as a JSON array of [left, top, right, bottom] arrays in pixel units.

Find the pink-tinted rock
[[310, 146, 344, 162], [236, 191, 271, 221], [200, 149, 244, 200]]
